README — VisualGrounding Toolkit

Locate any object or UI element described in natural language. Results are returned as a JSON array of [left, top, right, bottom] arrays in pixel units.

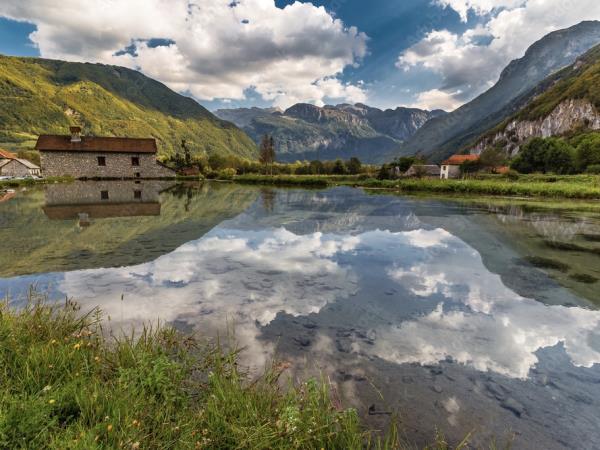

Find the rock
[[336, 339, 352, 353], [500, 398, 525, 417], [293, 336, 311, 347], [432, 385, 443, 394]]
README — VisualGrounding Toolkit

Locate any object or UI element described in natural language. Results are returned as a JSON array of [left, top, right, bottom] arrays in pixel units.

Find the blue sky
[[0, 1, 598, 111]]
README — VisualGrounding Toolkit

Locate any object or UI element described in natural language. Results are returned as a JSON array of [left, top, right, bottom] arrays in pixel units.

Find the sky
[[0, 1, 599, 112]]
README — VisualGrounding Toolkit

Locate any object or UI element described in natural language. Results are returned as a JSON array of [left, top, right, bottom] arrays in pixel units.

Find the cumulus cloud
[[401, 0, 600, 110], [0, 0, 368, 108]]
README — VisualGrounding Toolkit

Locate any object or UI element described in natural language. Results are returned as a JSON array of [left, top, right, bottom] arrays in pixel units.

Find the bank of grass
[[1, 298, 415, 450], [234, 174, 600, 199], [0, 175, 74, 189]]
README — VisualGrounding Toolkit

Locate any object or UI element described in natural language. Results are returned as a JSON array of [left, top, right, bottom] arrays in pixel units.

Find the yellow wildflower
[[48, 399, 55, 404], [73, 342, 82, 350], [107, 424, 113, 432]]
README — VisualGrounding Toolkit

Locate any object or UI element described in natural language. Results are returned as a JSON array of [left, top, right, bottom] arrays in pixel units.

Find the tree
[[347, 157, 362, 175], [511, 138, 549, 173], [309, 160, 324, 175], [391, 156, 417, 174], [259, 134, 276, 175], [544, 138, 575, 174], [182, 139, 191, 167], [480, 146, 507, 169], [575, 134, 600, 172], [332, 159, 347, 175]]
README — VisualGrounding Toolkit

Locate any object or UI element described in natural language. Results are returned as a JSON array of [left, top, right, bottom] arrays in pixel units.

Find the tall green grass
[[232, 174, 600, 199], [0, 297, 398, 449]]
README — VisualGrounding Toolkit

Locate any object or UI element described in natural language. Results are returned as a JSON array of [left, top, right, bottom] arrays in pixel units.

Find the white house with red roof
[[440, 154, 480, 179]]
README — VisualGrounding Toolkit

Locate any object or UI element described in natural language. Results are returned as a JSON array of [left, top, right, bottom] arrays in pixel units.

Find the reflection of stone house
[[440, 154, 480, 179], [42, 180, 175, 222], [404, 164, 441, 178], [0, 148, 41, 177], [36, 127, 175, 179]]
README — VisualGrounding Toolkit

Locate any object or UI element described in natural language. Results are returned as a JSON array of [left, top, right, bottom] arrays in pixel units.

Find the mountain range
[[473, 42, 600, 154], [0, 56, 257, 160], [398, 20, 600, 162], [215, 103, 445, 163]]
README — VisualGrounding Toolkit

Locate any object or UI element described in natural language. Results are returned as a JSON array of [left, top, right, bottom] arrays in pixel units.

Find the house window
[[100, 191, 109, 200], [134, 190, 142, 199], [97, 156, 106, 166], [135, 172, 141, 178], [131, 156, 140, 166]]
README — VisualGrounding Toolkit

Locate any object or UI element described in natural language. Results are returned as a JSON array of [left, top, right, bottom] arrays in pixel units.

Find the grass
[[0, 296, 382, 449], [0, 175, 74, 189], [0, 295, 493, 450], [233, 174, 600, 199]]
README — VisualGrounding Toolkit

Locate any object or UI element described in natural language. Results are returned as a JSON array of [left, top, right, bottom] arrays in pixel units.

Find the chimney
[[70, 126, 82, 143]]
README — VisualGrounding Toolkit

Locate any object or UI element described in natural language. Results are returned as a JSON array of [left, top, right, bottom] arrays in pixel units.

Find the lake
[[1, 180, 600, 449]]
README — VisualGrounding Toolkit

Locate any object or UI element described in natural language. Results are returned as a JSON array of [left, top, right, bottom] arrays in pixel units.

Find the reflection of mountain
[[0, 181, 259, 277], [43, 181, 170, 221]]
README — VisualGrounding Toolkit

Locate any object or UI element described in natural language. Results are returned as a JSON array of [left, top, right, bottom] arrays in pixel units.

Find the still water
[[2, 181, 600, 449]]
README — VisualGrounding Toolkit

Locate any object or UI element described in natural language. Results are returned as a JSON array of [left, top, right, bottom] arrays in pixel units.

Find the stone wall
[[0, 160, 32, 177], [40, 151, 175, 179]]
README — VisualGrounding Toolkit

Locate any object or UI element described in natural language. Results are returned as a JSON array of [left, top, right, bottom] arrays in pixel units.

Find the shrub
[[218, 168, 236, 180], [586, 164, 600, 174]]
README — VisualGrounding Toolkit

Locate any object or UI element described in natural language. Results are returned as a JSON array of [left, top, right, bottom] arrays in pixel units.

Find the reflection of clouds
[[59, 228, 360, 368], [373, 229, 600, 379], [492, 205, 590, 241]]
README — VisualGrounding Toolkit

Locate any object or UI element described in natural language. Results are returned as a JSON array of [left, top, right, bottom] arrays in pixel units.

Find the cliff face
[[474, 99, 600, 155]]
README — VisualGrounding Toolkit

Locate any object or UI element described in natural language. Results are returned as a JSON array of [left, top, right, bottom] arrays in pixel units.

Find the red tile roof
[[0, 148, 17, 159], [35, 135, 157, 153], [442, 154, 480, 165]]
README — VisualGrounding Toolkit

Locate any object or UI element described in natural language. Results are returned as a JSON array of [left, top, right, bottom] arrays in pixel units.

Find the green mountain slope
[[397, 20, 600, 162], [0, 55, 257, 160], [473, 44, 600, 152]]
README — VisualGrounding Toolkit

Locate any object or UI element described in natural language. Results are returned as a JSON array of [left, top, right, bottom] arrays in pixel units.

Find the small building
[[35, 127, 175, 179], [0, 148, 41, 177], [440, 154, 480, 179], [404, 164, 441, 178]]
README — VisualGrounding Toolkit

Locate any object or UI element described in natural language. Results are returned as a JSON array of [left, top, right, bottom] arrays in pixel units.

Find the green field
[[234, 174, 600, 199]]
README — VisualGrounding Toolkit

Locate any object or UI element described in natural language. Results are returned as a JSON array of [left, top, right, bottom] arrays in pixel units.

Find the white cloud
[[401, 0, 600, 110], [0, 0, 368, 109], [410, 88, 465, 112]]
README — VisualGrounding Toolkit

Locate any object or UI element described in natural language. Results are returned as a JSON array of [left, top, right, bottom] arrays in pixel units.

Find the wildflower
[[48, 399, 55, 404], [94, 356, 100, 362], [48, 364, 54, 369], [42, 385, 52, 392], [107, 424, 113, 432], [50, 339, 57, 345], [73, 342, 82, 350], [132, 443, 140, 450], [132, 419, 140, 427]]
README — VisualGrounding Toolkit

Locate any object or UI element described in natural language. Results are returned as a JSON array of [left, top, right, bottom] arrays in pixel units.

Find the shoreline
[[3, 173, 600, 200]]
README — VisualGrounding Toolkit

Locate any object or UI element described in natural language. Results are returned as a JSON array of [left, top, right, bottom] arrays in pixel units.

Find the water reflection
[[2, 185, 600, 448], [42, 180, 167, 223]]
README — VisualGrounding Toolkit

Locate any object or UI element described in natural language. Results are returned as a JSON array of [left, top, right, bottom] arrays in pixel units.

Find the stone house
[[0, 148, 41, 177], [440, 154, 480, 179], [404, 164, 441, 178], [35, 127, 175, 179]]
